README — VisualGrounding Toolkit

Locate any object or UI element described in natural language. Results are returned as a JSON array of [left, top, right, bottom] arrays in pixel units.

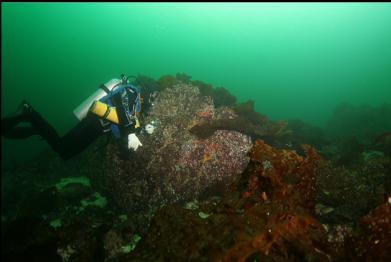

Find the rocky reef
[[326, 102, 391, 144], [2, 74, 390, 261], [92, 82, 255, 234], [127, 140, 330, 261]]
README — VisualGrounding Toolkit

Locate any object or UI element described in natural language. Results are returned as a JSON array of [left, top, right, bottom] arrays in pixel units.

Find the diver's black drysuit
[[1, 75, 161, 160], [2, 109, 105, 160], [1, 85, 143, 160]]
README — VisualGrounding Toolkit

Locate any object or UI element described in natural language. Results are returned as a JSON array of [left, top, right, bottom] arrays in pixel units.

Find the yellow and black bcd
[[90, 100, 119, 124]]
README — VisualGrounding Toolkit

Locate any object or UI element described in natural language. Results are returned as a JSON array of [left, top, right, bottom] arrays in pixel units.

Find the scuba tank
[[73, 78, 122, 121], [74, 75, 142, 145]]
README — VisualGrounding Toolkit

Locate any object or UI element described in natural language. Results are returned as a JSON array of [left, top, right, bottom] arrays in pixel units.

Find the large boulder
[[92, 83, 253, 233]]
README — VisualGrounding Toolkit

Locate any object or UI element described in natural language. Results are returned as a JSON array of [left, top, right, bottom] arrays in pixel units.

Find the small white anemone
[[145, 124, 155, 134], [262, 160, 273, 171]]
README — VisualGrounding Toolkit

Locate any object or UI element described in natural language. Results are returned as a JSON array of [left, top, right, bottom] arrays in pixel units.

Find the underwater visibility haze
[[2, 2, 391, 165], [1, 3, 391, 261]]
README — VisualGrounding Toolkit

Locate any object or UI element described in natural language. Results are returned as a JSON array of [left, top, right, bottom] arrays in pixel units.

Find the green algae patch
[[198, 211, 210, 219], [119, 214, 128, 222], [50, 218, 62, 229], [121, 234, 142, 253], [55, 176, 91, 191], [81, 192, 107, 209], [185, 200, 199, 210]]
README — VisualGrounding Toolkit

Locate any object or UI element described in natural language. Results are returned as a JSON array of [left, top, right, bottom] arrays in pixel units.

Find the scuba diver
[[1, 74, 153, 160]]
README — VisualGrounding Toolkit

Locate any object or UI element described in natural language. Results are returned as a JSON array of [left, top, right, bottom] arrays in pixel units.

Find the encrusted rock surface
[[93, 83, 253, 233]]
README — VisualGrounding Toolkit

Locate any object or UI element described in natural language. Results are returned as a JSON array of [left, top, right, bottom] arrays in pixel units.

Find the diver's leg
[[1, 114, 29, 135], [2, 100, 60, 144], [2, 102, 61, 148], [23, 106, 62, 150], [2, 101, 105, 160], [54, 115, 105, 160], [2, 126, 38, 139], [1, 101, 34, 135], [8, 113, 105, 160]]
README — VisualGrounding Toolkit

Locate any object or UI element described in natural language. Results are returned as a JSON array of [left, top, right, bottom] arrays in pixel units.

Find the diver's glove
[[128, 133, 143, 151]]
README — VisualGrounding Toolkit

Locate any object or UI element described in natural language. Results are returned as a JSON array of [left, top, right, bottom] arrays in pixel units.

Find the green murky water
[[2, 3, 391, 166]]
